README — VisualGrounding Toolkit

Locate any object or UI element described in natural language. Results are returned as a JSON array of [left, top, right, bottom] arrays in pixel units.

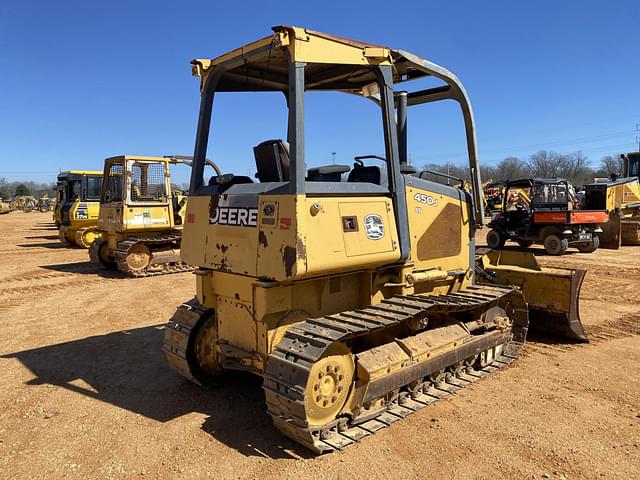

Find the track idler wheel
[[126, 244, 152, 271], [75, 228, 99, 249], [304, 343, 355, 428], [58, 228, 72, 245], [89, 240, 116, 269], [189, 311, 221, 379]]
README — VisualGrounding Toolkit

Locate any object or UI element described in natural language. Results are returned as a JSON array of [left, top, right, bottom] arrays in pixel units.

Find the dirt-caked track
[[0, 212, 638, 479]]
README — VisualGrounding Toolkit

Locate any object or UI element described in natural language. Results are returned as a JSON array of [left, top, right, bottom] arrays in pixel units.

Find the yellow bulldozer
[[89, 155, 218, 277], [583, 152, 640, 247], [0, 198, 11, 214], [162, 26, 587, 453], [56, 170, 103, 247]]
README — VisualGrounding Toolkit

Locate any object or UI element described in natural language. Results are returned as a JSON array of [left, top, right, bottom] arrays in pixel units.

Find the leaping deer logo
[[364, 214, 385, 240]]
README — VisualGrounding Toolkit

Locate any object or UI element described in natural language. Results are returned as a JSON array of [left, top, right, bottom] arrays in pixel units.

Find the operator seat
[[400, 164, 418, 175], [253, 139, 290, 182], [347, 165, 382, 184], [307, 164, 350, 182]]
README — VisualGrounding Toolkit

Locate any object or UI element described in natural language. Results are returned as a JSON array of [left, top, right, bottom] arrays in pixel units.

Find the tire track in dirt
[[1, 264, 101, 282], [0, 247, 74, 255], [0, 277, 114, 297], [2, 270, 74, 282], [0, 299, 22, 314], [0, 276, 118, 315]]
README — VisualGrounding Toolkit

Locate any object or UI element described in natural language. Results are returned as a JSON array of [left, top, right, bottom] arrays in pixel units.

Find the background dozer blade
[[598, 212, 622, 249], [477, 250, 588, 342]]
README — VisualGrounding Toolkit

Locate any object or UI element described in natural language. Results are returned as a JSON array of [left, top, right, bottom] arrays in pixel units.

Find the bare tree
[[559, 151, 592, 184], [600, 154, 624, 176], [494, 156, 529, 181], [528, 150, 565, 178], [420, 149, 599, 186]]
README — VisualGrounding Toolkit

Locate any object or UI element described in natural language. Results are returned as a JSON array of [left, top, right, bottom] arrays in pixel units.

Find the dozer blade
[[621, 218, 640, 245], [598, 212, 622, 249], [477, 249, 588, 342]]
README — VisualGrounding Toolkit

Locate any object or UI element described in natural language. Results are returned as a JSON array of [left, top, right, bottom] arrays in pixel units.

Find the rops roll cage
[[188, 29, 485, 261]]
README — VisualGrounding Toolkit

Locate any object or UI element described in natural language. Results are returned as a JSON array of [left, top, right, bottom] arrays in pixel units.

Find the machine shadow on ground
[[2, 325, 311, 460], [16, 242, 70, 249], [24, 235, 60, 240], [40, 261, 125, 279], [493, 244, 581, 257], [30, 222, 58, 231]]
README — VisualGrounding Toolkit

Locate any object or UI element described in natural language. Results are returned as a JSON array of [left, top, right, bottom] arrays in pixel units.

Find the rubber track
[[262, 284, 528, 453], [112, 233, 194, 278]]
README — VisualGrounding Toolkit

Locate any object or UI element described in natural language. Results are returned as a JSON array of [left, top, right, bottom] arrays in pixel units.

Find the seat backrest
[[253, 140, 290, 182], [400, 164, 418, 175], [307, 164, 350, 182], [347, 165, 381, 185]]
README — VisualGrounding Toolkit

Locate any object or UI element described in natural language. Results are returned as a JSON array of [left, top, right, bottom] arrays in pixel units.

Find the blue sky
[[0, 0, 638, 184]]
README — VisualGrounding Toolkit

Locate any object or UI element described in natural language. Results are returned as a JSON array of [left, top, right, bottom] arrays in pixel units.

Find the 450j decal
[[414, 193, 438, 207]]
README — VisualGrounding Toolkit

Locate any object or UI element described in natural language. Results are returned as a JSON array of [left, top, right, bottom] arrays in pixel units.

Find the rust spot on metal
[[281, 238, 307, 277], [296, 236, 308, 271], [208, 196, 219, 219], [217, 259, 231, 272], [258, 230, 269, 248], [282, 245, 297, 277]]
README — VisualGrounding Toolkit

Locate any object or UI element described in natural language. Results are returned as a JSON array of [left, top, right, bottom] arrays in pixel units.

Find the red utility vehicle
[[486, 178, 607, 255]]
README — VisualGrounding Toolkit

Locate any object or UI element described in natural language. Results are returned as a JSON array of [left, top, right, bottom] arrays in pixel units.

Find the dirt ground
[[0, 212, 638, 480]]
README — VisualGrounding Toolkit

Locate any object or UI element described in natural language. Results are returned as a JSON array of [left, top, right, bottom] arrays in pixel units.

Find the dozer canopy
[[56, 171, 102, 203], [622, 152, 640, 179], [188, 25, 485, 232]]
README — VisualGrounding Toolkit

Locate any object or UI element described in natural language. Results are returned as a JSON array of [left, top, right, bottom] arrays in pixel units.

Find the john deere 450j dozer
[[163, 26, 588, 453], [90, 155, 220, 277]]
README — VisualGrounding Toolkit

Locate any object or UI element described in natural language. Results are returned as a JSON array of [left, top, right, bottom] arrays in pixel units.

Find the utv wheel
[[517, 240, 534, 248], [486, 229, 506, 249], [576, 235, 600, 253], [543, 234, 569, 255]]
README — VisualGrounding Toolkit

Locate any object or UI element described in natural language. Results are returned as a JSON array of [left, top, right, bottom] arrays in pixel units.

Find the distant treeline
[[422, 151, 625, 186], [0, 151, 628, 198], [0, 179, 56, 199]]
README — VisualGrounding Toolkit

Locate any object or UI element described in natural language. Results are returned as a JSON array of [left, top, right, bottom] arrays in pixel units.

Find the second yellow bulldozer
[[0, 198, 11, 214], [583, 152, 640, 247], [89, 155, 219, 277], [56, 170, 103, 247], [162, 26, 588, 453]]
